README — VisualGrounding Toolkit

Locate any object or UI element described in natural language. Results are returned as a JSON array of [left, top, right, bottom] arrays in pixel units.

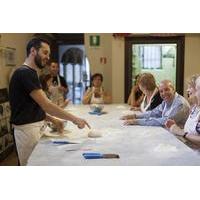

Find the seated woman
[[82, 73, 112, 104], [40, 74, 70, 108], [122, 73, 163, 120], [134, 73, 162, 112], [127, 74, 144, 109], [165, 74, 200, 148]]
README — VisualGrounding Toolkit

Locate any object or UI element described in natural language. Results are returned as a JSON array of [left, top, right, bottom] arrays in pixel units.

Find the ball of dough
[[88, 129, 102, 138]]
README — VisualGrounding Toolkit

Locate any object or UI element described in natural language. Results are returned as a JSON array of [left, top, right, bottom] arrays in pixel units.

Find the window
[[139, 45, 162, 69]]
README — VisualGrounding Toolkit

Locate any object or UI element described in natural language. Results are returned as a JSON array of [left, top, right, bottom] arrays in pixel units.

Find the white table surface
[[27, 104, 200, 166]]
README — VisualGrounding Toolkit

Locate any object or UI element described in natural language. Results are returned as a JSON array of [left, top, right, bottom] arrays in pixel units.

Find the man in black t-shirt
[[9, 38, 90, 165]]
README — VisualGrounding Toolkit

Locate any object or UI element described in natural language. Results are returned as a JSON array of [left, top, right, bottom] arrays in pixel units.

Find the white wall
[[84, 33, 112, 95], [112, 37, 125, 103]]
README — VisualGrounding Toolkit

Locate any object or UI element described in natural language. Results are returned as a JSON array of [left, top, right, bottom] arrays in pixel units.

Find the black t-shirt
[[9, 65, 46, 125]]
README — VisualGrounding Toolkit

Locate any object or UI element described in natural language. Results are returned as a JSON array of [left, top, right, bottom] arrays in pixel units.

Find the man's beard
[[34, 53, 45, 69]]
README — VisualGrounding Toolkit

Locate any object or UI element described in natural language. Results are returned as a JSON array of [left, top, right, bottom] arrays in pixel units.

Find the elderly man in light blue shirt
[[121, 80, 190, 127]]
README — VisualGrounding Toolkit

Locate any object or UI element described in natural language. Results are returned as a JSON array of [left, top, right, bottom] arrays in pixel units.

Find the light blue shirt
[[135, 93, 190, 127]]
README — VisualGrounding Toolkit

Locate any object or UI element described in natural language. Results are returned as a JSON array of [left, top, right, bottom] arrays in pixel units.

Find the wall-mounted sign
[[5, 47, 16, 66], [89, 35, 100, 47], [100, 57, 107, 64]]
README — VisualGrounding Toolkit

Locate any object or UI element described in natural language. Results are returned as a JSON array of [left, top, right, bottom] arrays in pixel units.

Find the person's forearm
[[82, 92, 92, 104], [170, 123, 200, 146], [45, 113, 59, 124], [82, 96, 91, 104], [136, 117, 166, 126], [43, 100, 78, 123], [45, 113, 54, 122], [169, 124, 184, 135], [185, 134, 200, 146], [30, 89, 82, 125], [136, 111, 151, 119], [82, 97, 90, 104]]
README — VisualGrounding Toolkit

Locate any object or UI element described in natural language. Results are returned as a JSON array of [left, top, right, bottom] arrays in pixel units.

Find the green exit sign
[[89, 35, 100, 47]]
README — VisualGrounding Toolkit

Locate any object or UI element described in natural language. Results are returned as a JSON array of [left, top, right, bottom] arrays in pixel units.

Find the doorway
[[59, 45, 90, 104], [125, 36, 185, 102]]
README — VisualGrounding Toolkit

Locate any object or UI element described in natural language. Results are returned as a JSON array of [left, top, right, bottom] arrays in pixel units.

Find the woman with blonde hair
[[127, 74, 144, 109], [121, 73, 163, 120], [137, 73, 162, 112]]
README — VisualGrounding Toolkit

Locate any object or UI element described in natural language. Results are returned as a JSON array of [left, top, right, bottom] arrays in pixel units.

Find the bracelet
[[183, 132, 188, 138]]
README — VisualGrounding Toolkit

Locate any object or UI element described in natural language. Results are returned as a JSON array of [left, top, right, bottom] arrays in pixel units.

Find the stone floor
[[0, 150, 18, 166]]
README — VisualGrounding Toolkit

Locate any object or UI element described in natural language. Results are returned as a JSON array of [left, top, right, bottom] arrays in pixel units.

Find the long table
[[27, 104, 200, 166]]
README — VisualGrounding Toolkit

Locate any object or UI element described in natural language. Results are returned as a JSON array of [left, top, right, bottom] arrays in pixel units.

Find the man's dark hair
[[26, 37, 50, 57], [47, 59, 58, 66], [91, 73, 103, 82]]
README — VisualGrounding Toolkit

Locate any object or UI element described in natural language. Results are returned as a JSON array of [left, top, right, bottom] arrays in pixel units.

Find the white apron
[[90, 87, 104, 104], [49, 75, 64, 105], [13, 121, 47, 165], [140, 88, 158, 112]]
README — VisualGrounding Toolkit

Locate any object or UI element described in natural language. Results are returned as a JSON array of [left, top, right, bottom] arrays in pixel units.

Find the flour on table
[[153, 143, 178, 153], [116, 105, 127, 109]]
